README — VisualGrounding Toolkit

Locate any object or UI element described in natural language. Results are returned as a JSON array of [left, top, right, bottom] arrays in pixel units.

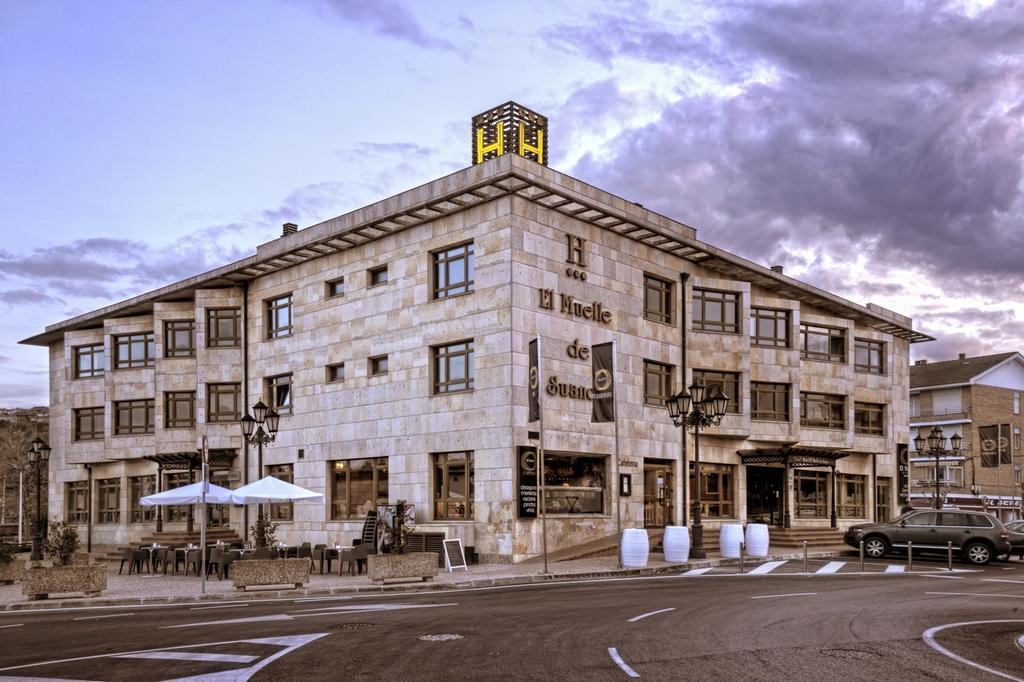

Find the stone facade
[[25, 154, 927, 563]]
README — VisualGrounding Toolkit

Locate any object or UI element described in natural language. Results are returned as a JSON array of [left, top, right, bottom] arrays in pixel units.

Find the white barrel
[[745, 523, 770, 558], [662, 525, 691, 564], [621, 528, 650, 568], [720, 523, 744, 559]]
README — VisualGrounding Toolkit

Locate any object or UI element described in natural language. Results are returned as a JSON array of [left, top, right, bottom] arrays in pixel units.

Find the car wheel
[[863, 536, 888, 559], [963, 541, 992, 566]]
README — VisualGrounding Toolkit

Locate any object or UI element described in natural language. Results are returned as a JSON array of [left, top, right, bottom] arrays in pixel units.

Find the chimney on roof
[[282, 222, 298, 236], [958, 353, 966, 360], [915, 359, 928, 365], [770, 265, 784, 274]]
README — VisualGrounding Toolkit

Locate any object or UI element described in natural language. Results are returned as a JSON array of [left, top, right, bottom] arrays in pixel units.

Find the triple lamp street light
[[666, 378, 730, 560], [913, 426, 962, 511], [240, 401, 280, 538], [27, 436, 51, 561]]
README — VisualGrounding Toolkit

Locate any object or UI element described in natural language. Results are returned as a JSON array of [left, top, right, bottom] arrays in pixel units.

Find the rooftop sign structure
[[471, 101, 548, 166]]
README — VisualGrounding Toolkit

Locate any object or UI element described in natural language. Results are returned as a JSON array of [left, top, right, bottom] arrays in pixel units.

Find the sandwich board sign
[[444, 538, 468, 572]]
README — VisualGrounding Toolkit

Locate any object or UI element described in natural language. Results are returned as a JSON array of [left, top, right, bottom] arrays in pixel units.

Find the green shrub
[[42, 520, 80, 566]]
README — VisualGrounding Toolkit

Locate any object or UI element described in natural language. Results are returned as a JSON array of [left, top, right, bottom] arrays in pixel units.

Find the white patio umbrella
[[140, 481, 233, 506], [229, 475, 324, 504]]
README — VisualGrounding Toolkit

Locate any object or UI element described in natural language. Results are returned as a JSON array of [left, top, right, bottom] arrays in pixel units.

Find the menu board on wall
[[518, 446, 538, 519]]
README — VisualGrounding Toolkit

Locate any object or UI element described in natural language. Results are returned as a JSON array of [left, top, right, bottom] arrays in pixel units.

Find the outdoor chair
[[117, 547, 133, 575], [173, 548, 188, 574], [184, 549, 202, 576], [338, 544, 367, 576], [312, 544, 330, 574], [207, 548, 235, 580], [128, 549, 151, 575], [297, 542, 312, 571], [152, 547, 171, 574]]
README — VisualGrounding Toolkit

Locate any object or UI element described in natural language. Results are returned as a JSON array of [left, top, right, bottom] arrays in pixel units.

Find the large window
[[838, 474, 866, 518], [692, 369, 740, 413], [207, 308, 241, 348], [433, 340, 474, 394], [433, 452, 473, 520], [129, 476, 155, 523], [800, 324, 846, 362], [690, 462, 735, 518], [795, 470, 828, 518], [207, 383, 241, 422], [266, 294, 293, 339], [114, 399, 155, 435], [692, 289, 739, 334], [74, 344, 105, 378], [801, 392, 845, 429], [74, 406, 104, 441], [854, 402, 885, 435], [330, 457, 389, 519], [643, 361, 674, 407], [876, 477, 892, 522], [164, 320, 195, 358], [751, 382, 790, 421], [643, 274, 673, 324], [65, 481, 88, 523], [164, 472, 191, 522], [97, 478, 120, 524], [165, 391, 196, 429], [432, 242, 474, 299], [542, 453, 605, 514], [266, 464, 294, 522], [751, 308, 790, 348], [266, 374, 292, 414], [114, 332, 155, 369], [854, 338, 885, 374]]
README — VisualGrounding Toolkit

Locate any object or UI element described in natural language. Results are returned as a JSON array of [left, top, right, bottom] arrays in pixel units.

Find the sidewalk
[[0, 547, 852, 611]]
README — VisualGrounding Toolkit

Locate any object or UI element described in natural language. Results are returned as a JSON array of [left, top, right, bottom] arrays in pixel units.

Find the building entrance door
[[746, 466, 783, 526], [643, 461, 673, 527]]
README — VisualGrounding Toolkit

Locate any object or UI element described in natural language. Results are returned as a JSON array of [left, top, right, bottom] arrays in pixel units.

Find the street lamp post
[[913, 426, 962, 510], [27, 437, 51, 561], [240, 401, 279, 544], [667, 379, 729, 560]]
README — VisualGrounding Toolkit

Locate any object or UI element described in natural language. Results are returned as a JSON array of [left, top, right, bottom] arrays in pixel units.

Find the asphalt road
[[1, 556, 1023, 681]]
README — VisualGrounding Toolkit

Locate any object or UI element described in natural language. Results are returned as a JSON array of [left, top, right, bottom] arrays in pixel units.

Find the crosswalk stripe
[[116, 652, 259, 663], [683, 567, 713, 576], [748, 561, 787, 575], [815, 561, 845, 574], [884, 565, 905, 573]]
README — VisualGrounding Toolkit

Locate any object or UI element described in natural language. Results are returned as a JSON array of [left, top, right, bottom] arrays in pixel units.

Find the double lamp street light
[[914, 426, 962, 510], [667, 378, 730, 560], [27, 436, 51, 561], [240, 400, 280, 524]]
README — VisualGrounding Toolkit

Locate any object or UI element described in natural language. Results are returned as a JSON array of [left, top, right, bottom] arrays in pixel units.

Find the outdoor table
[[174, 546, 199, 574]]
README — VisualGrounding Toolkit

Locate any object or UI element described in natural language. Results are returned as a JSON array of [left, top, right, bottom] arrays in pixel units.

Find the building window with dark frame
[[326, 277, 345, 298], [643, 274, 673, 324], [164, 471, 191, 522], [433, 451, 473, 520], [800, 323, 846, 362], [114, 399, 155, 435], [692, 369, 741, 413], [266, 463, 294, 522], [692, 288, 740, 334], [369, 355, 388, 377], [875, 477, 893, 522], [207, 383, 241, 422], [800, 392, 846, 429], [795, 470, 829, 518], [164, 391, 196, 429], [854, 402, 885, 435], [96, 478, 120, 524], [266, 294, 293, 339], [432, 242, 474, 299], [266, 374, 292, 414], [164, 320, 195, 358], [330, 457, 389, 519], [74, 406, 104, 441], [643, 360, 674, 407], [74, 344, 105, 379], [114, 332, 155, 369], [129, 476, 155, 523], [368, 265, 388, 286], [751, 308, 790, 348], [838, 473, 866, 518], [690, 462, 735, 518], [854, 338, 886, 374], [751, 382, 790, 421], [433, 340, 474, 394], [65, 481, 88, 523], [542, 453, 606, 514], [207, 308, 241, 348], [326, 362, 345, 383]]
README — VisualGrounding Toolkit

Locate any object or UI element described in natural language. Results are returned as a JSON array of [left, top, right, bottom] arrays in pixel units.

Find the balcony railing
[[910, 406, 967, 419]]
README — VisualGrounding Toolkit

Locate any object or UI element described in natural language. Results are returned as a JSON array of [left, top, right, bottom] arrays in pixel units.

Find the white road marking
[[751, 592, 818, 600], [884, 565, 905, 573], [73, 613, 132, 621], [0, 623, 24, 629], [292, 602, 457, 614], [608, 647, 640, 678], [926, 592, 1024, 599], [191, 603, 251, 611], [628, 608, 676, 623], [165, 614, 294, 628], [922, 620, 1024, 682], [918, 574, 962, 580], [982, 578, 1024, 585], [682, 567, 713, 576], [748, 561, 786, 575], [116, 652, 258, 663], [292, 596, 354, 602], [815, 561, 845, 575]]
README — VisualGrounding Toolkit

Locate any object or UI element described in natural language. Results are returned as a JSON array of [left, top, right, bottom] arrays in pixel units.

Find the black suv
[[844, 509, 1010, 565]]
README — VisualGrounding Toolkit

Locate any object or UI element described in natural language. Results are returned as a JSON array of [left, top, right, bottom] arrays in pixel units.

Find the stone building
[[909, 352, 1024, 520], [21, 104, 932, 562]]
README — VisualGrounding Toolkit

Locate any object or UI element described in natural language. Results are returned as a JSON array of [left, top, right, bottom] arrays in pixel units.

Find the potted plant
[[366, 500, 438, 584], [23, 520, 106, 600], [0, 541, 24, 585], [251, 512, 278, 549]]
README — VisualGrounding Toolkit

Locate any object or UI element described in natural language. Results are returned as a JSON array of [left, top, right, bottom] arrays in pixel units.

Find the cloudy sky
[[2, 0, 1022, 407]]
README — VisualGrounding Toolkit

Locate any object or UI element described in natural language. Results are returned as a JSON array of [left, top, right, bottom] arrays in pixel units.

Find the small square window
[[368, 266, 388, 287], [369, 355, 388, 376], [327, 362, 345, 383], [326, 277, 346, 298]]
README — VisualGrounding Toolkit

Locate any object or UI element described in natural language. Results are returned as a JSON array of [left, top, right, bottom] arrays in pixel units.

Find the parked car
[[999, 519, 1024, 561], [844, 509, 1010, 565]]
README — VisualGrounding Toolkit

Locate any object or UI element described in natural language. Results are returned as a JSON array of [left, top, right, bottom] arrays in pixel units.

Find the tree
[[0, 415, 48, 539]]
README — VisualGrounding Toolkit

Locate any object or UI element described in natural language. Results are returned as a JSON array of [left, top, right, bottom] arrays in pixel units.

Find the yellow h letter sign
[[518, 122, 544, 161], [475, 121, 504, 164]]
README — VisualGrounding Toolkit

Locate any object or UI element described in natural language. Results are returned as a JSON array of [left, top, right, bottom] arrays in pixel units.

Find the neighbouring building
[[909, 352, 1024, 521], [21, 103, 933, 562]]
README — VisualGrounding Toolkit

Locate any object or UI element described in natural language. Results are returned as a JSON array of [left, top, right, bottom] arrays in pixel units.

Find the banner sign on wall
[[591, 341, 615, 423], [999, 423, 1012, 465], [528, 338, 540, 423], [517, 446, 538, 519], [980, 425, 999, 467]]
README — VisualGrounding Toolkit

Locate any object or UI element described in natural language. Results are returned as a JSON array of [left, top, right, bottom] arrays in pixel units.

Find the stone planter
[[0, 558, 25, 585], [231, 558, 311, 591], [367, 552, 438, 584], [22, 565, 107, 600]]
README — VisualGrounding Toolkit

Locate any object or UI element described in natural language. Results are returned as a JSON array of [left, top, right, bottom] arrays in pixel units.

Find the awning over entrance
[[144, 450, 237, 472], [738, 447, 850, 468]]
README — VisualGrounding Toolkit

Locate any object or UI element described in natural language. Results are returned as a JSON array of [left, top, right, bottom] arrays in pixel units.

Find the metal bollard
[[739, 545, 745, 574], [803, 540, 808, 574], [859, 540, 865, 573], [907, 541, 913, 572], [947, 541, 953, 571]]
